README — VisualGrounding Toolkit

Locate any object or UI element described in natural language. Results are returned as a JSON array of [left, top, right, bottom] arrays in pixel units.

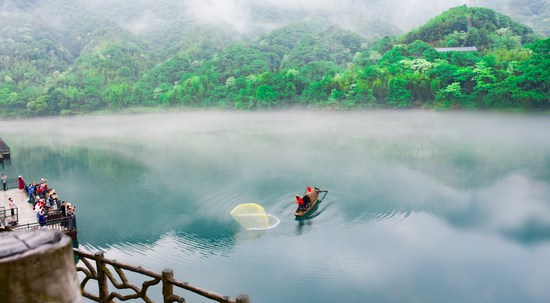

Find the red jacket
[[296, 197, 303, 205]]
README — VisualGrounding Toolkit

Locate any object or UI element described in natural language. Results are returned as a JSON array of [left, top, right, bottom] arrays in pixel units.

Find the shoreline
[[0, 106, 549, 121]]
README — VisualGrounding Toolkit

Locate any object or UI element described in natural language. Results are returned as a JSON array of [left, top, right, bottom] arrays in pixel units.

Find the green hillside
[[402, 6, 539, 50], [1, 1, 550, 116]]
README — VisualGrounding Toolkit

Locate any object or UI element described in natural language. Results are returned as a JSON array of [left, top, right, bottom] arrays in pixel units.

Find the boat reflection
[[296, 218, 312, 236]]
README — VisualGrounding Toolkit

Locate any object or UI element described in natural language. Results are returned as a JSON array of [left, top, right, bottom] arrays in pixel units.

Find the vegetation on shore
[[1, 3, 550, 116]]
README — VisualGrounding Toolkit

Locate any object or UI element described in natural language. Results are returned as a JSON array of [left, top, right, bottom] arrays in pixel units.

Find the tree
[[436, 82, 470, 108], [256, 84, 278, 108], [386, 77, 411, 108], [48, 88, 64, 115], [118, 66, 132, 78], [514, 38, 550, 106], [27, 95, 49, 116]]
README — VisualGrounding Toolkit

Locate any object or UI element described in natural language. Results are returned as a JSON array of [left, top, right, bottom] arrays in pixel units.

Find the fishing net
[[230, 203, 269, 230]]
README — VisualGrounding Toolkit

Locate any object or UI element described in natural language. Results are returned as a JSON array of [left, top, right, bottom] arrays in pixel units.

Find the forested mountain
[[402, 6, 539, 50], [1, 0, 550, 116]]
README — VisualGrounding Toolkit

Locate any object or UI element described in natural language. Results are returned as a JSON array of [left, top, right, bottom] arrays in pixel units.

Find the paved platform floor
[[1, 188, 38, 226]]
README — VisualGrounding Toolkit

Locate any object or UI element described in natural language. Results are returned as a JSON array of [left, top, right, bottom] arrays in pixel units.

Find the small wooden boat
[[295, 187, 328, 217]]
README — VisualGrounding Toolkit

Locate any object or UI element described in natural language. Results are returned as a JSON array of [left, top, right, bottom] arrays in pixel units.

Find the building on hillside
[[434, 46, 478, 52]]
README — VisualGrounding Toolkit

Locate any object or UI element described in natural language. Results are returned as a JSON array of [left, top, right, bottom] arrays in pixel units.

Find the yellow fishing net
[[230, 203, 269, 230]]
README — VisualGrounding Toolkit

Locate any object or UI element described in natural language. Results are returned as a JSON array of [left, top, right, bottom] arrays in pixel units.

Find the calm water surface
[[1, 112, 550, 303]]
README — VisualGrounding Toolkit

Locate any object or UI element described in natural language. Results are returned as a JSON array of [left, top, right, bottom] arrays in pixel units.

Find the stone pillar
[[236, 294, 250, 303], [0, 229, 82, 303]]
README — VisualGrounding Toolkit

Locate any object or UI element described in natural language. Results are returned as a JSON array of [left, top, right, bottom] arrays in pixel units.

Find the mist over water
[[1, 111, 550, 303]]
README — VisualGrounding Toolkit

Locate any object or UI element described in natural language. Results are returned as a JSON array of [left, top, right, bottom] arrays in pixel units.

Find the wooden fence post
[[236, 294, 249, 303], [162, 269, 174, 303], [94, 251, 109, 303]]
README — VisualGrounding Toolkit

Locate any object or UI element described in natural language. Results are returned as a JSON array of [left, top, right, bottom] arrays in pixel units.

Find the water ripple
[[247, 214, 281, 230]]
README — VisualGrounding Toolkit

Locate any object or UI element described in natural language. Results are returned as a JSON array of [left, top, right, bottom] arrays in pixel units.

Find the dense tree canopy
[[1, 1, 550, 116]]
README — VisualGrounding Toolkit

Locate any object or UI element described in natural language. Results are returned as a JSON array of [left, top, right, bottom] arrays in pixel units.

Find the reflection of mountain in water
[[445, 174, 550, 244]]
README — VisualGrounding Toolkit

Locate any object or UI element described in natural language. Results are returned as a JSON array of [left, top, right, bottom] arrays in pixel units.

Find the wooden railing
[[73, 249, 249, 303]]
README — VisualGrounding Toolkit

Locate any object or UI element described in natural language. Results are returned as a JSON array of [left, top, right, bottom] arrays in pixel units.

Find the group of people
[[29, 179, 58, 209], [294, 186, 313, 211], [0, 175, 77, 230], [28, 178, 76, 229]]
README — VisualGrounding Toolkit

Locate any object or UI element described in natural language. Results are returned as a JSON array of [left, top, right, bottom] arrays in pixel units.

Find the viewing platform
[[1, 180, 77, 239]]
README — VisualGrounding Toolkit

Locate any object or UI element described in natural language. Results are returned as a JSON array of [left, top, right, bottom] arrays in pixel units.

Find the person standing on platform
[[1, 174, 6, 191], [8, 198, 16, 217], [39, 210, 46, 227], [61, 201, 67, 216], [37, 185, 44, 197], [18, 176, 25, 190], [67, 204, 75, 229], [28, 183, 35, 204], [60, 201, 67, 228]]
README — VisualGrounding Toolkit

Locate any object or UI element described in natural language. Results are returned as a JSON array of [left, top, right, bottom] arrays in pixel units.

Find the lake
[[1, 111, 550, 303]]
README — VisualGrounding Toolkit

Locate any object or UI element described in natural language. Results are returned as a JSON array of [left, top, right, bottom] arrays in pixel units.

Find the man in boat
[[294, 195, 305, 211]]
